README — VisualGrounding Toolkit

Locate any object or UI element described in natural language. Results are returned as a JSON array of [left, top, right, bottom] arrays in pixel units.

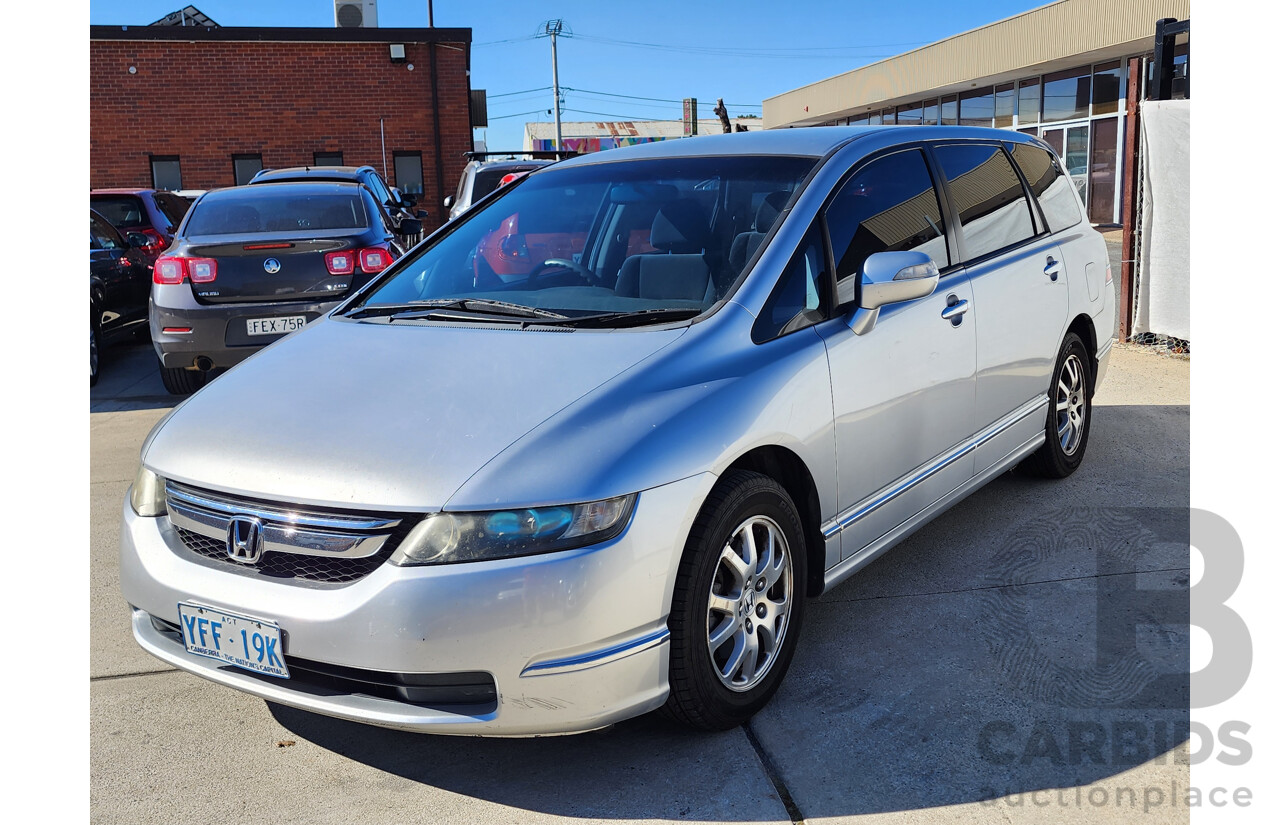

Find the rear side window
[[824, 148, 949, 281], [933, 144, 1036, 261], [89, 212, 124, 249], [152, 193, 191, 229], [1009, 143, 1082, 233], [184, 190, 370, 235], [90, 196, 147, 228]]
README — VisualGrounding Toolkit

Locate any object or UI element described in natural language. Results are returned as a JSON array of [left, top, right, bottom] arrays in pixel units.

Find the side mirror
[[415, 209, 429, 220], [126, 233, 150, 249], [839, 250, 940, 336], [443, 195, 454, 208], [391, 187, 416, 208], [396, 218, 424, 236]]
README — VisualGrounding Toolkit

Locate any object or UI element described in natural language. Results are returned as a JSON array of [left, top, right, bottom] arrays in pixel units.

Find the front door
[[815, 147, 976, 561]]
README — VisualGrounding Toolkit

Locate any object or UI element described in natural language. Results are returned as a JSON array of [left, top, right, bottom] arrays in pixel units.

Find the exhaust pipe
[[194, 356, 214, 372]]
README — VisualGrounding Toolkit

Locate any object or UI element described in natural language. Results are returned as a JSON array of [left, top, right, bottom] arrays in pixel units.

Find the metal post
[[380, 118, 388, 179], [1119, 56, 1143, 340]]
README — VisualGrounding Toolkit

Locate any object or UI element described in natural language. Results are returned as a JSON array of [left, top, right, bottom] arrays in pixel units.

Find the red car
[[90, 189, 193, 263]]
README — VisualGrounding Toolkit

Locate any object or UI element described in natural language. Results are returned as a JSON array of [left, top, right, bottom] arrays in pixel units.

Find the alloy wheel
[[1056, 353, 1086, 455], [706, 515, 793, 692]]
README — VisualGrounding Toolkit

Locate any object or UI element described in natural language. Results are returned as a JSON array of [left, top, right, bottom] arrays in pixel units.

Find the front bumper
[[149, 290, 342, 370], [120, 473, 717, 736]]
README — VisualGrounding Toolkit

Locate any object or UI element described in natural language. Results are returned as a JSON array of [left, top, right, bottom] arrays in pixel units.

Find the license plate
[[177, 602, 290, 679], [246, 316, 307, 336]]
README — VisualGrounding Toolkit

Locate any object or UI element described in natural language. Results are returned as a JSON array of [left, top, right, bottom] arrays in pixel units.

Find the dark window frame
[[232, 153, 264, 186], [149, 154, 182, 191], [392, 151, 425, 197], [314, 151, 344, 167]]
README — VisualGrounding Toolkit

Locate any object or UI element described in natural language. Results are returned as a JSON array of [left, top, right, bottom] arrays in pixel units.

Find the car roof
[[252, 166, 372, 182], [471, 159, 553, 170], [552, 125, 1048, 167], [90, 189, 158, 196], [198, 181, 366, 200]]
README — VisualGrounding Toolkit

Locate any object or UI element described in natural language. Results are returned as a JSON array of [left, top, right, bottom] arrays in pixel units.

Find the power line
[[566, 33, 908, 60], [487, 86, 552, 98], [488, 109, 549, 121], [564, 86, 761, 108]]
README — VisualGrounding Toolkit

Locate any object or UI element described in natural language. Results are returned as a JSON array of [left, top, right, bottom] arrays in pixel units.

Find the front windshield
[[354, 155, 818, 322]]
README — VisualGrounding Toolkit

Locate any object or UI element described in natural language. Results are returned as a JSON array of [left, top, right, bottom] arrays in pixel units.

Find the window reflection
[[959, 88, 994, 126], [1018, 79, 1040, 125], [994, 83, 1015, 127], [940, 95, 958, 126], [1042, 66, 1091, 122], [1091, 61, 1124, 115], [933, 144, 1035, 260]]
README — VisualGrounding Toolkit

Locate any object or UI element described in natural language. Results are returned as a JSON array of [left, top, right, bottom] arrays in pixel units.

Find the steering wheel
[[526, 258, 601, 288]]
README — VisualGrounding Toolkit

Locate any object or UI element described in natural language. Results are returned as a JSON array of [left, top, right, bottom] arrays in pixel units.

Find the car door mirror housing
[[443, 195, 454, 208], [395, 218, 424, 236], [842, 250, 940, 336], [126, 233, 150, 249]]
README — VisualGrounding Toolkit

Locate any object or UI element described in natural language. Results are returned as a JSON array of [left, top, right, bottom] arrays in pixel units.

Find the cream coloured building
[[763, 0, 1189, 225]]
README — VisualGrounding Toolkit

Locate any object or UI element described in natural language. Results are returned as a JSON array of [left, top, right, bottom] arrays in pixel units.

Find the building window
[[232, 153, 263, 186], [959, 87, 994, 127], [897, 103, 924, 126], [881, 108, 897, 125], [1017, 79, 1041, 125], [1091, 61, 1125, 115], [940, 95, 958, 126], [150, 155, 182, 191], [1042, 65, 1091, 123], [994, 83, 1015, 128], [314, 151, 344, 166], [867, 112, 882, 126], [393, 152, 424, 196], [922, 98, 940, 126]]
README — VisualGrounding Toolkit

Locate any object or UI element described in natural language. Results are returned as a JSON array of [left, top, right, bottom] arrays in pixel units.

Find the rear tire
[[159, 360, 207, 395], [663, 470, 807, 731], [1021, 332, 1093, 478]]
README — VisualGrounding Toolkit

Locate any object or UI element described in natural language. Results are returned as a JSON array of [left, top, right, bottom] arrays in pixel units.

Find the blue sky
[[90, 0, 1049, 149]]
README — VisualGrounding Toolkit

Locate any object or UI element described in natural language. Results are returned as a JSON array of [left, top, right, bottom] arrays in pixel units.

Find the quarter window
[[933, 144, 1037, 260], [1009, 143, 1082, 233], [824, 149, 949, 282], [754, 225, 828, 342]]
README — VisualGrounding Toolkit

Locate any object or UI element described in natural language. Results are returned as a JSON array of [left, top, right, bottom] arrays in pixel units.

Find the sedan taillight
[[325, 250, 356, 275], [358, 247, 391, 274], [154, 256, 217, 284]]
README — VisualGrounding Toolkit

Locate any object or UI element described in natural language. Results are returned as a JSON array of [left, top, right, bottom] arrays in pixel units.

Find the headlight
[[391, 494, 636, 566], [129, 466, 167, 517]]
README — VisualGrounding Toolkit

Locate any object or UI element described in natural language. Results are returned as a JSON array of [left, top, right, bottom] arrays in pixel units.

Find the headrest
[[650, 200, 710, 253], [755, 191, 790, 234]]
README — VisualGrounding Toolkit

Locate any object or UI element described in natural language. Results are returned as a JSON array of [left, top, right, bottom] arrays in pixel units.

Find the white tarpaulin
[[1133, 100, 1190, 340]]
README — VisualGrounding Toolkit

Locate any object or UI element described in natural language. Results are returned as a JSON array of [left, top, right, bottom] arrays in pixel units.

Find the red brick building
[[90, 25, 474, 232]]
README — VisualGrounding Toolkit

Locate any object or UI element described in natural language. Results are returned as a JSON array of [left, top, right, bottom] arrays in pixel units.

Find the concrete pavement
[[90, 339, 1191, 824]]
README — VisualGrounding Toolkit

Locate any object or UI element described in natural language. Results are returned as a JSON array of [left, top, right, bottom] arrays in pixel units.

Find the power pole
[[542, 20, 566, 151]]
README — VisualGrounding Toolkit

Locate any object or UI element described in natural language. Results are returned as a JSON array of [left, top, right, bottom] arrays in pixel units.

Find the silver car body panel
[[122, 126, 1113, 734]]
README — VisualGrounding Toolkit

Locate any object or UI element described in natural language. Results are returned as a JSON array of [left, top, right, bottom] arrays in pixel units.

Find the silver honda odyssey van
[[121, 126, 1115, 736]]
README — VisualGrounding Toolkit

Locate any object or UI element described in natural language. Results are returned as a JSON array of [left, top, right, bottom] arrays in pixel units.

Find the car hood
[[143, 317, 686, 511]]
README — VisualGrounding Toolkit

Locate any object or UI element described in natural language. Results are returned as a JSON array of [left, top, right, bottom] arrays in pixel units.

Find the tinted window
[[1010, 143, 1081, 233], [755, 225, 827, 341], [314, 152, 344, 166], [1018, 79, 1041, 124], [825, 149, 949, 282], [233, 154, 263, 186], [935, 144, 1036, 260], [959, 88, 994, 127], [1042, 66, 1090, 122], [365, 172, 393, 205], [394, 153, 424, 196], [152, 192, 191, 228], [89, 212, 124, 249], [151, 156, 181, 191], [90, 195, 147, 228], [184, 189, 370, 235]]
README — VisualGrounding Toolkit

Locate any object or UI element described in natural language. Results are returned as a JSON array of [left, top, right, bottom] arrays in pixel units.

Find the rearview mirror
[[839, 250, 940, 336]]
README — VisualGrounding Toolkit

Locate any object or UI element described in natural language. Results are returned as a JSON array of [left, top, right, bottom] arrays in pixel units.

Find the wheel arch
[[1066, 313, 1098, 394], [722, 445, 826, 598]]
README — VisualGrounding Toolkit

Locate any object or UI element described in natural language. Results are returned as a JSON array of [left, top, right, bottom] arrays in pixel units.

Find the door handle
[[941, 296, 969, 323], [1044, 256, 1061, 281]]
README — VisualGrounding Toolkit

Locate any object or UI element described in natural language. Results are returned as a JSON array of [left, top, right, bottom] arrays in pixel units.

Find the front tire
[[159, 360, 207, 395], [1021, 332, 1093, 478], [664, 470, 807, 730]]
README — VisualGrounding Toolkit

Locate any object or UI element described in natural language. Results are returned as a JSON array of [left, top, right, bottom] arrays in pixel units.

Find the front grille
[[149, 616, 497, 710], [175, 526, 402, 584], [165, 482, 417, 587]]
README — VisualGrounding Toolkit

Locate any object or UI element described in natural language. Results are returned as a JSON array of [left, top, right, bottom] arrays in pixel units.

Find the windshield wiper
[[346, 299, 568, 321], [546, 307, 704, 329]]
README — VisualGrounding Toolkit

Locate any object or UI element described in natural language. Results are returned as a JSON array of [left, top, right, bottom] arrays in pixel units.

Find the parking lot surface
[[91, 339, 1190, 824]]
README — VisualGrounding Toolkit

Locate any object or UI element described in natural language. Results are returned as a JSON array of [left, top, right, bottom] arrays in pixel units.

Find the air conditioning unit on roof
[[334, 0, 377, 28]]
